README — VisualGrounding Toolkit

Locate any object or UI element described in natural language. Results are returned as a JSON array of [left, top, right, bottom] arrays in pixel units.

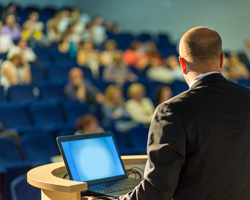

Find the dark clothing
[[64, 80, 100, 104], [119, 73, 250, 200]]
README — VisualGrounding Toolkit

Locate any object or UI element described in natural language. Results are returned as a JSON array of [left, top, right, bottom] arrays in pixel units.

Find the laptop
[[57, 131, 142, 197]]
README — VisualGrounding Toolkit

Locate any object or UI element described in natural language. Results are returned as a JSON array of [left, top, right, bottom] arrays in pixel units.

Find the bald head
[[179, 27, 222, 64]]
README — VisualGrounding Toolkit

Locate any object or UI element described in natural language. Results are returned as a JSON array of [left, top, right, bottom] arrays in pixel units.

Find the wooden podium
[[27, 155, 147, 200]]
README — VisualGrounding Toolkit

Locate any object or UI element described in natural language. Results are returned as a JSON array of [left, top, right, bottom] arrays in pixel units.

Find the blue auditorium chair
[[46, 67, 69, 82], [62, 100, 90, 124], [0, 86, 5, 102], [137, 33, 152, 42], [127, 124, 149, 155], [7, 85, 37, 103], [237, 79, 250, 87], [37, 81, 66, 100], [171, 80, 189, 96], [30, 64, 45, 86], [0, 103, 37, 134], [21, 134, 59, 163], [11, 174, 40, 200], [0, 137, 22, 164], [29, 100, 73, 133]]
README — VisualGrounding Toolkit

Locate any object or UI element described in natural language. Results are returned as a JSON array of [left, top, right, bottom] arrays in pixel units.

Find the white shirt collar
[[189, 71, 220, 88]]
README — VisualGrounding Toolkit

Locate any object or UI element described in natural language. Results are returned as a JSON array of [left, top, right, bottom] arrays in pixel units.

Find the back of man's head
[[179, 27, 222, 66]]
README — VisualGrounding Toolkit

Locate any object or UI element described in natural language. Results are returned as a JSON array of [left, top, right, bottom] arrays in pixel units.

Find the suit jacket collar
[[190, 73, 227, 90]]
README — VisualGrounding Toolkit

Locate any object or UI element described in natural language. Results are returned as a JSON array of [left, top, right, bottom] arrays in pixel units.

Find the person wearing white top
[[1, 54, 31, 90], [7, 38, 37, 62]]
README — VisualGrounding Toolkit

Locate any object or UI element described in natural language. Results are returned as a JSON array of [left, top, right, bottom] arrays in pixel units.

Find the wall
[[76, 0, 250, 52], [0, 0, 249, 51], [0, 0, 77, 9]]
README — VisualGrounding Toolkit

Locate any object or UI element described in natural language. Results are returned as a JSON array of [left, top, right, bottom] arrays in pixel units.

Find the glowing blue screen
[[61, 136, 125, 182]]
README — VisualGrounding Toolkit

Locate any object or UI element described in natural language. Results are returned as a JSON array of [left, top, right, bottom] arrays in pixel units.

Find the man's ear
[[179, 56, 187, 74], [220, 53, 224, 70]]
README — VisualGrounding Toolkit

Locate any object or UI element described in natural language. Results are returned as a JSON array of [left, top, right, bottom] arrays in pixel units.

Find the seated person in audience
[[77, 41, 100, 78], [146, 55, 184, 84], [126, 83, 155, 125], [155, 85, 173, 106], [64, 67, 104, 104], [0, 54, 31, 90], [145, 41, 164, 67], [58, 29, 78, 59], [238, 39, 250, 65], [22, 11, 50, 48], [102, 85, 138, 132], [7, 38, 37, 63], [74, 114, 104, 135], [100, 40, 119, 67], [46, 11, 63, 43], [124, 41, 149, 71], [1, 14, 21, 41], [103, 51, 137, 86], [82, 16, 106, 47], [223, 53, 250, 81], [1, 3, 19, 22], [0, 21, 14, 54]]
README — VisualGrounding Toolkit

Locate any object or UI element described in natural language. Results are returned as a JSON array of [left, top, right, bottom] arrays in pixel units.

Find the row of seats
[[0, 99, 90, 134]]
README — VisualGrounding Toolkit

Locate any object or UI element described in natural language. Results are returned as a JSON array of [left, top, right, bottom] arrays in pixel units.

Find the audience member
[[100, 40, 119, 67], [58, 30, 77, 59], [64, 67, 104, 104], [22, 11, 50, 48], [77, 41, 100, 78], [124, 41, 149, 71], [1, 14, 21, 41], [75, 114, 104, 135], [0, 21, 14, 54], [102, 85, 138, 132], [0, 54, 31, 90], [103, 51, 137, 86], [145, 41, 163, 67], [7, 38, 37, 63], [155, 85, 173, 106], [126, 83, 155, 125], [46, 11, 63, 42], [1, 3, 19, 22], [238, 39, 250, 65], [146, 55, 184, 84], [82, 16, 106, 46]]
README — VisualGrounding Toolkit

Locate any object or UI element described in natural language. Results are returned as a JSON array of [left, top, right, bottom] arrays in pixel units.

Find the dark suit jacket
[[119, 73, 250, 200]]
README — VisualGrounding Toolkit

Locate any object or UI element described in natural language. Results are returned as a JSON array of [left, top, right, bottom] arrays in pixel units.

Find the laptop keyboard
[[89, 178, 141, 194]]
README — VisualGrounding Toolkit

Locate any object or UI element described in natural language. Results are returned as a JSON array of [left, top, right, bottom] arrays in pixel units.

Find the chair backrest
[[0, 104, 32, 129], [29, 101, 65, 125], [62, 100, 90, 123], [0, 137, 22, 163], [171, 80, 189, 96], [7, 85, 37, 102], [46, 67, 69, 82], [11, 174, 40, 200], [0, 85, 5, 102], [38, 81, 65, 100], [21, 134, 59, 162]]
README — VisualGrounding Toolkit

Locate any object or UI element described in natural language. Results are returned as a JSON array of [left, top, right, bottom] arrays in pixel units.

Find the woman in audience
[[7, 38, 37, 63], [0, 21, 14, 54], [64, 67, 104, 104], [103, 51, 137, 86], [77, 41, 100, 78], [100, 40, 119, 67], [102, 85, 138, 132], [126, 83, 155, 125], [58, 29, 78, 59], [123, 41, 149, 71], [22, 11, 50, 48], [46, 11, 63, 42], [1, 14, 21, 41], [227, 53, 250, 80], [155, 85, 173, 106], [0, 54, 31, 90], [75, 114, 104, 135]]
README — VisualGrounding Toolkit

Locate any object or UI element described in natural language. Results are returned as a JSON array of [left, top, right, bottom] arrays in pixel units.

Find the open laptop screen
[[58, 133, 126, 183]]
